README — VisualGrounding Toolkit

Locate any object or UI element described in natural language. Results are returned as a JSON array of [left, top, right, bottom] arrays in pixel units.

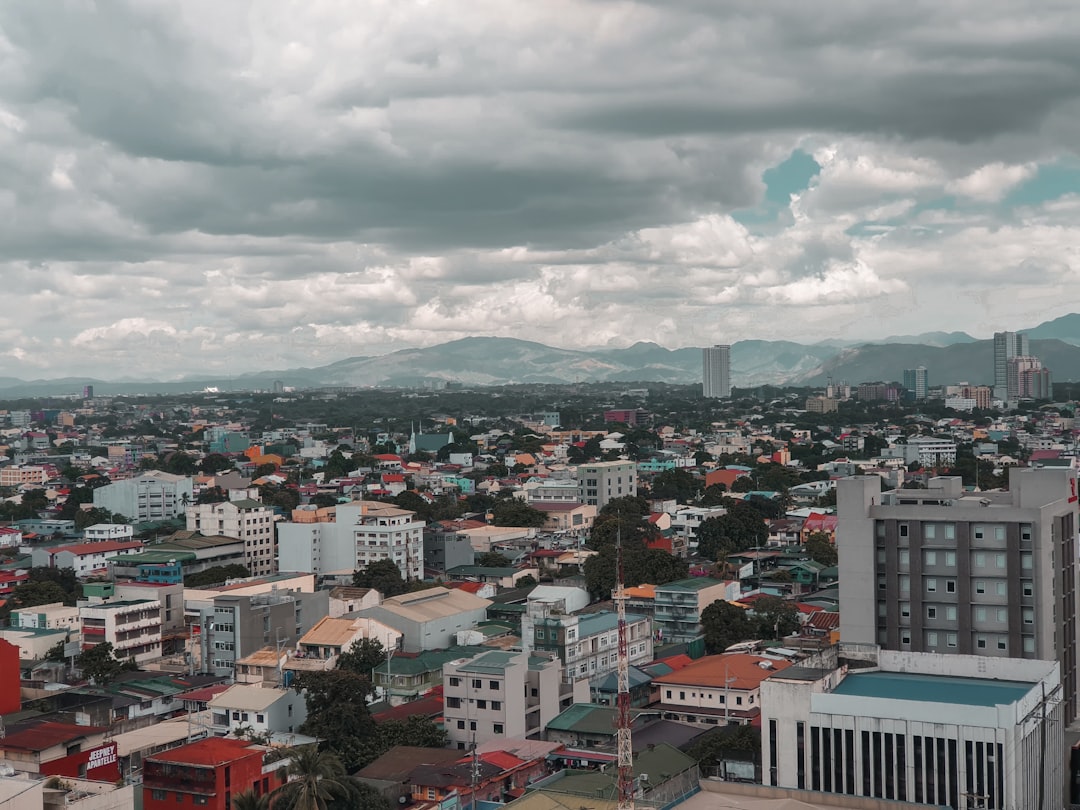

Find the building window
[[975, 607, 986, 621], [152, 791, 166, 801], [469, 721, 476, 731], [1021, 553, 1032, 570], [974, 553, 985, 567], [924, 550, 937, 566], [1023, 582, 1034, 597], [447, 697, 461, 709], [927, 631, 938, 646], [457, 721, 465, 729], [899, 524, 909, 538], [925, 525, 936, 540], [996, 581, 1007, 596], [900, 602, 910, 618], [927, 606, 937, 619], [1023, 608, 1034, 625], [1021, 524, 1032, 542], [472, 679, 482, 689], [946, 606, 957, 620], [974, 526, 985, 540], [899, 549, 909, 564], [666, 690, 672, 699], [899, 575, 910, 593], [1024, 637, 1035, 653], [945, 580, 956, 593], [491, 701, 501, 710], [997, 638, 1007, 651], [995, 554, 1006, 568], [449, 677, 460, 687], [925, 578, 937, 593], [975, 581, 986, 594], [494, 723, 504, 733], [977, 636, 987, 649], [901, 632, 911, 645], [476, 700, 487, 709], [947, 633, 957, 648], [944, 551, 956, 567]]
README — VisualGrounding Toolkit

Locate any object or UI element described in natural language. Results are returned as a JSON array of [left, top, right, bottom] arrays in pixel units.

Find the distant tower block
[[702, 345, 731, 398]]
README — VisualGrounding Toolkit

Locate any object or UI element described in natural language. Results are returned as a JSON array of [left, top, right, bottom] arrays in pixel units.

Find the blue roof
[[577, 611, 649, 635], [832, 671, 1034, 707]]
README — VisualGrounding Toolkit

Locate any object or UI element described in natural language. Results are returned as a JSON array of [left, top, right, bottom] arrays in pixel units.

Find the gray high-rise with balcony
[[837, 467, 1080, 721], [702, 344, 732, 398]]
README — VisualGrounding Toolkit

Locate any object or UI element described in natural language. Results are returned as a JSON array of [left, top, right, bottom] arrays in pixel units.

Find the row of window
[[878, 576, 1034, 596], [446, 697, 502, 710], [881, 630, 1036, 654], [448, 677, 500, 690], [150, 790, 209, 805], [664, 688, 750, 706], [883, 522, 1033, 542], [454, 719, 504, 734]]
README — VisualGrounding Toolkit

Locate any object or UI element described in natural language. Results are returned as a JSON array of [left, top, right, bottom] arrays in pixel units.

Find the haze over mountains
[[6, 314, 1080, 397]]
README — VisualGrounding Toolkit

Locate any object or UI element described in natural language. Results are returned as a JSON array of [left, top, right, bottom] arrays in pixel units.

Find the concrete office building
[[80, 599, 162, 664], [443, 650, 586, 747], [576, 460, 636, 510], [702, 344, 732, 399], [993, 331, 1029, 401], [837, 467, 1080, 721], [761, 650, 1063, 810], [356, 587, 491, 653], [93, 471, 194, 522]]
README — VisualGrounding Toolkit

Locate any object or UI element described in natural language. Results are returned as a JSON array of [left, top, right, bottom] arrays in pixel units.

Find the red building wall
[[41, 742, 121, 783], [0, 639, 20, 715], [143, 739, 273, 810]]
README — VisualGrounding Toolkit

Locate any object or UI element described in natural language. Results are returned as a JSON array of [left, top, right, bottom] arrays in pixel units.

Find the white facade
[[83, 524, 135, 542], [11, 601, 80, 631], [208, 684, 308, 736], [186, 498, 277, 577], [80, 599, 162, 664], [277, 501, 423, 580], [761, 651, 1064, 810], [35, 540, 144, 577], [92, 471, 194, 522]]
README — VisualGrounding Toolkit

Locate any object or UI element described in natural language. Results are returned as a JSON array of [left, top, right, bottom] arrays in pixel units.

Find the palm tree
[[272, 746, 350, 810], [232, 790, 270, 810]]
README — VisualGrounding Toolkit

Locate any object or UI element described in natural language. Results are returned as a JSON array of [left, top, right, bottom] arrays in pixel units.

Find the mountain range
[[5, 314, 1080, 396]]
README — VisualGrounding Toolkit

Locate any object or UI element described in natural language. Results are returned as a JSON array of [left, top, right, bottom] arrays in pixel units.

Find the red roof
[[447, 581, 487, 594], [180, 684, 232, 703], [656, 653, 693, 671], [374, 454, 402, 461], [479, 751, 525, 770], [806, 611, 840, 631], [47, 540, 143, 556], [0, 722, 109, 753], [382, 474, 406, 483], [372, 692, 444, 723], [148, 737, 262, 767]]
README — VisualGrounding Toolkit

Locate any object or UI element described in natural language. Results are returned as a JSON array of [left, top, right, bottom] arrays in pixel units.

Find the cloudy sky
[[2, 1, 1080, 380]]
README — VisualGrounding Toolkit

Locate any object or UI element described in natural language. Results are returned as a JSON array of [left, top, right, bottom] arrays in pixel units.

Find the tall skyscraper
[[993, 331, 1029, 400], [837, 468, 1080, 721], [702, 344, 731, 398], [902, 366, 928, 400]]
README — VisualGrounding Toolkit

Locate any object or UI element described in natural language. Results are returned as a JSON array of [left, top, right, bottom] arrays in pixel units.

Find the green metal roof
[[831, 672, 1034, 707], [547, 702, 641, 735], [372, 645, 488, 677], [109, 550, 196, 564], [656, 577, 725, 592]]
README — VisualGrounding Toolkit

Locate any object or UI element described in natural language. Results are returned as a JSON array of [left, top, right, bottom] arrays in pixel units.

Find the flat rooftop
[[831, 671, 1034, 707]]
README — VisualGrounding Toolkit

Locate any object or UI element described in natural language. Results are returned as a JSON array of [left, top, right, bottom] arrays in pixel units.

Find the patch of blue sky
[[731, 149, 820, 229], [1002, 160, 1080, 208]]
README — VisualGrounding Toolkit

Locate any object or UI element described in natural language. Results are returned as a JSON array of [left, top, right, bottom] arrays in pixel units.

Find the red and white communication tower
[[613, 527, 635, 810]]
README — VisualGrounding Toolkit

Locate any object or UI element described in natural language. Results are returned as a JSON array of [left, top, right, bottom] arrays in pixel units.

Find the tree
[[197, 486, 228, 505], [77, 642, 136, 685], [648, 469, 700, 502], [804, 532, 838, 567], [337, 638, 385, 678], [184, 564, 250, 587], [700, 484, 727, 506], [700, 600, 755, 654], [475, 552, 511, 568], [695, 504, 768, 561], [73, 507, 127, 530], [295, 671, 377, 772], [272, 746, 352, 810], [311, 492, 339, 508], [750, 596, 800, 640], [516, 574, 538, 588], [583, 542, 688, 600], [200, 453, 234, 474], [375, 716, 448, 750], [353, 559, 408, 597], [231, 790, 270, 810], [489, 499, 547, 528]]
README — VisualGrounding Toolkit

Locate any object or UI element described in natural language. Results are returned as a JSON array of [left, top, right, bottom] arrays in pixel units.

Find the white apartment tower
[[186, 498, 277, 577], [702, 344, 732, 398], [993, 330, 1029, 401]]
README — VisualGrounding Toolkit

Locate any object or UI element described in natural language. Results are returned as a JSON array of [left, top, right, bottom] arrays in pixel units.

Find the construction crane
[[613, 525, 635, 810]]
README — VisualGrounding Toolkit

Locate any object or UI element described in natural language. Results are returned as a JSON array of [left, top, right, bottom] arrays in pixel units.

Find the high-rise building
[[186, 497, 277, 577], [902, 366, 928, 400], [1008, 356, 1053, 400], [837, 467, 1080, 721], [702, 344, 731, 398], [993, 331, 1029, 400], [576, 460, 637, 510]]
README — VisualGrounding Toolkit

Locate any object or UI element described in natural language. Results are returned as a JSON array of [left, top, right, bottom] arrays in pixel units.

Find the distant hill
[[0, 320, 1078, 396]]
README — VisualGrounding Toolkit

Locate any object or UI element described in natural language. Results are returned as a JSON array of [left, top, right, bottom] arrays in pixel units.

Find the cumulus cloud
[[0, 0, 1078, 377]]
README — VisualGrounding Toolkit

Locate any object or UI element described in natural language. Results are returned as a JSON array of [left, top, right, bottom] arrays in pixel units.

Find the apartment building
[[442, 650, 586, 747], [83, 523, 135, 542], [653, 577, 736, 644], [10, 601, 80, 631], [186, 498, 277, 577], [80, 599, 162, 664], [654, 652, 792, 726], [33, 539, 144, 577], [143, 738, 284, 810], [761, 651, 1063, 810], [524, 606, 652, 680], [0, 465, 49, 487], [277, 501, 423, 580], [576, 460, 636, 510], [837, 467, 1080, 721]]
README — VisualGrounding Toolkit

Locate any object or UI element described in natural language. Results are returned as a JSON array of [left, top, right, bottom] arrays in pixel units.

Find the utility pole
[[613, 523, 635, 810]]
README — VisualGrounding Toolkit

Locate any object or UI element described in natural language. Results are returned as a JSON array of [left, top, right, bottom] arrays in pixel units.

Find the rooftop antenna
[[613, 520, 635, 810]]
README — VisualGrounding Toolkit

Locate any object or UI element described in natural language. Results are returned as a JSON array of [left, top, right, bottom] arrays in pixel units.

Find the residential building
[[93, 471, 194, 522], [0, 466, 49, 487], [653, 577, 736, 644], [355, 746, 468, 807], [143, 737, 284, 810], [654, 652, 792, 726], [904, 436, 958, 467], [32, 539, 144, 577], [186, 498, 277, 577], [296, 615, 402, 663], [902, 366, 928, 400], [277, 500, 423, 581], [702, 344, 732, 399], [805, 396, 839, 414], [357, 586, 491, 653], [530, 501, 596, 534], [83, 523, 135, 542], [327, 585, 381, 617], [114, 581, 186, 647], [208, 683, 307, 736], [10, 601, 80, 632], [856, 383, 900, 402], [1009, 355, 1053, 400], [422, 528, 476, 574], [524, 607, 652, 680], [993, 330, 1029, 400], [0, 721, 119, 781], [837, 467, 1080, 721], [191, 588, 329, 677], [761, 650, 1063, 810], [446, 565, 539, 589], [108, 533, 246, 582], [80, 599, 162, 664], [0, 626, 70, 659], [443, 650, 586, 747], [576, 460, 636, 510]]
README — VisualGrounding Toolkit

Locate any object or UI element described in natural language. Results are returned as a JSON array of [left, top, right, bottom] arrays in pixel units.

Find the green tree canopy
[[336, 638, 385, 678], [750, 595, 800, 640], [804, 532, 838, 567], [475, 552, 511, 568], [353, 558, 409, 597], [489, 499, 547, 528], [700, 599, 755, 654], [583, 542, 689, 600], [648, 468, 700, 502], [184, 564, 250, 588], [296, 671, 377, 772], [695, 503, 768, 561], [77, 642, 136, 685]]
